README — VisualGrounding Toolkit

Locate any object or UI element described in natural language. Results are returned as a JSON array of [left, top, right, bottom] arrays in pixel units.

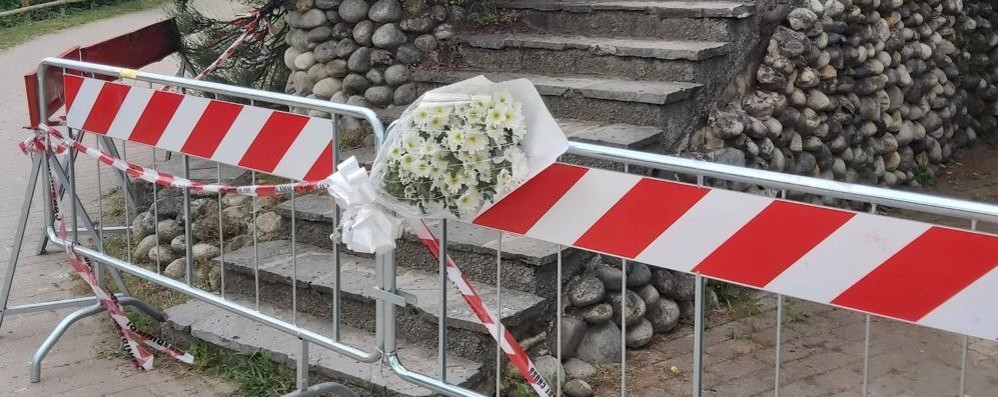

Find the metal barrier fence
[[2, 57, 997, 397]]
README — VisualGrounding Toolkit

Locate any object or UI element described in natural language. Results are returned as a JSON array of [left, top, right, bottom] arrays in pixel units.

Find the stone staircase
[[417, 0, 761, 153], [161, 1, 759, 395]]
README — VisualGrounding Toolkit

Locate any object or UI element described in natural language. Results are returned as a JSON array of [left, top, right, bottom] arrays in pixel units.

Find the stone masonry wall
[[282, 0, 465, 117], [691, 0, 998, 188]]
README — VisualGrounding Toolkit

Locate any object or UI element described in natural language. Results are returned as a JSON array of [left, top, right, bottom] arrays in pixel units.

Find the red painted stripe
[[129, 91, 184, 146], [302, 143, 334, 182], [238, 112, 309, 173], [179, 100, 243, 159], [574, 179, 709, 258], [80, 82, 131, 134], [693, 201, 854, 287], [832, 227, 998, 321], [473, 164, 589, 235], [63, 75, 84, 112]]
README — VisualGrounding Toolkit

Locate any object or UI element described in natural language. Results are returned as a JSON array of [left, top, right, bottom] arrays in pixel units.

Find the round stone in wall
[[393, 83, 417, 105], [348, 47, 372, 72], [625, 318, 654, 348], [593, 265, 623, 291], [326, 59, 348, 78], [607, 289, 646, 326], [293, 51, 316, 70], [307, 26, 333, 43], [365, 86, 394, 106], [314, 0, 340, 10], [366, 68, 385, 85], [578, 302, 613, 324], [368, 0, 402, 23], [284, 47, 301, 70], [334, 38, 358, 58], [313, 40, 338, 63], [346, 95, 370, 108], [567, 275, 605, 307], [287, 9, 326, 29], [395, 44, 421, 65], [575, 322, 622, 363], [384, 64, 412, 86], [338, 0, 369, 23], [646, 298, 680, 334], [372, 23, 406, 49], [627, 262, 651, 287], [352, 20, 374, 47], [313, 77, 343, 99], [307, 63, 329, 83], [343, 73, 372, 94]]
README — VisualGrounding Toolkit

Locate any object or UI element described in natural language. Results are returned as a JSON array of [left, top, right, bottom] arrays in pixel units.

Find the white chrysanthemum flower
[[389, 144, 405, 159], [494, 92, 513, 107], [427, 116, 448, 132], [427, 104, 453, 119], [404, 185, 418, 199], [402, 134, 425, 152], [446, 129, 466, 151], [486, 107, 507, 129], [443, 173, 464, 194], [399, 153, 417, 171], [463, 130, 488, 152], [412, 108, 433, 128], [428, 162, 446, 180], [496, 168, 514, 193], [471, 95, 491, 111], [456, 189, 483, 216], [412, 159, 432, 178]]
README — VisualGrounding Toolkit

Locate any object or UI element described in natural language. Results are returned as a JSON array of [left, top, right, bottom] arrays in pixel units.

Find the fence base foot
[[30, 296, 164, 383], [282, 382, 358, 397]]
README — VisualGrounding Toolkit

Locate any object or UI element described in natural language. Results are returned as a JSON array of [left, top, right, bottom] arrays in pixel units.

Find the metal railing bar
[[495, 231, 503, 396], [438, 219, 448, 382], [959, 218, 978, 396], [183, 155, 194, 285], [862, 203, 877, 397], [44, 226, 381, 362], [567, 142, 998, 224], [217, 162, 225, 298], [252, 170, 260, 311], [292, 189, 298, 326], [556, 244, 563, 397], [121, 142, 132, 266], [774, 294, 783, 397]]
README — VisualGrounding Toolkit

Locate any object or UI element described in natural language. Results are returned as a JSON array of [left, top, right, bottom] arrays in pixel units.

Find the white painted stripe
[[918, 267, 998, 340], [105, 86, 154, 140], [526, 170, 641, 247], [65, 78, 104, 129], [635, 189, 773, 272], [764, 214, 930, 303], [156, 95, 210, 151], [211, 106, 272, 166], [270, 117, 332, 180]]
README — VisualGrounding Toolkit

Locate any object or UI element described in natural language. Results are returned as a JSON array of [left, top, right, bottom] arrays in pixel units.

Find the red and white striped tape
[[406, 218, 554, 397], [35, 125, 328, 197], [473, 163, 998, 340], [43, 147, 194, 370], [62, 75, 336, 182]]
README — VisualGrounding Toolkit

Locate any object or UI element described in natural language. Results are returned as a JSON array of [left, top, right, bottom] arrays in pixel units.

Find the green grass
[[0, 0, 170, 51]]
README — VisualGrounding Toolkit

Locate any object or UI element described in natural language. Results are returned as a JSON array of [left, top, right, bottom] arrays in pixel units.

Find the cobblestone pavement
[[0, 2, 243, 395]]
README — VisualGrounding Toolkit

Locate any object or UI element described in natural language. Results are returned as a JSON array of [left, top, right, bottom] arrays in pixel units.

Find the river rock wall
[[691, 0, 998, 187], [281, 0, 464, 116]]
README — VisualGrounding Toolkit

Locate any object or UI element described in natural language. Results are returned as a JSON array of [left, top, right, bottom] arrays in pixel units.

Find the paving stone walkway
[[0, 2, 242, 395]]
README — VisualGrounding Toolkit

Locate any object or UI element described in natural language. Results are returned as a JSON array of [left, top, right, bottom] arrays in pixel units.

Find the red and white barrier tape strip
[[43, 148, 193, 370], [31, 125, 328, 197], [406, 218, 554, 397]]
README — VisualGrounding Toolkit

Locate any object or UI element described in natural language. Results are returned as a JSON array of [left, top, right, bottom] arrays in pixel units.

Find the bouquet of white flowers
[[371, 76, 567, 221]]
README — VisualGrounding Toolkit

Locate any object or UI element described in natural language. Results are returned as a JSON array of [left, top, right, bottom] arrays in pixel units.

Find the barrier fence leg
[[774, 294, 783, 397], [297, 339, 309, 391], [0, 155, 43, 331], [692, 274, 705, 397]]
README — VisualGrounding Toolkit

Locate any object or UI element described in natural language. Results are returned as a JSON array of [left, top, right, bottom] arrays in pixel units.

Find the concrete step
[[273, 195, 594, 297], [210, 239, 551, 359], [163, 299, 487, 396], [413, 69, 700, 127], [497, 0, 756, 41], [454, 33, 730, 82]]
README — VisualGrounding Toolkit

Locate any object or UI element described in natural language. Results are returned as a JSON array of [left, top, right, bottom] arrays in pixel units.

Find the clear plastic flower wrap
[[370, 76, 568, 221]]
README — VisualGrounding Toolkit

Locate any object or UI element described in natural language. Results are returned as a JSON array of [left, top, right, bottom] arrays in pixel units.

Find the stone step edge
[[212, 240, 548, 335], [413, 69, 700, 106], [163, 299, 485, 397], [494, 0, 756, 19], [458, 33, 731, 62]]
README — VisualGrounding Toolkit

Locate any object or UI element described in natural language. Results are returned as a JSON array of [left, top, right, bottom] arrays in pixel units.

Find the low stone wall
[[281, 0, 465, 116], [692, 0, 998, 187]]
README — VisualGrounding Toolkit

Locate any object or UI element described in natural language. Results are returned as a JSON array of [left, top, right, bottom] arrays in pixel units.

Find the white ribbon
[[325, 156, 401, 254]]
